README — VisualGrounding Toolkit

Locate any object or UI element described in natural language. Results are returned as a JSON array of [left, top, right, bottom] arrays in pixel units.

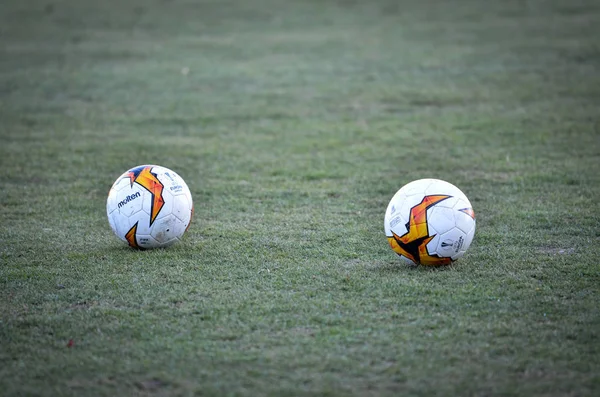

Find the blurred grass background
[[1, 0, 599, 396]]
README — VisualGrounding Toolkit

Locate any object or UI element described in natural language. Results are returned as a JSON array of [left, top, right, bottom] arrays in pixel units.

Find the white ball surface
[[384, 178, 476, 266], [107, 165, 194, 249]]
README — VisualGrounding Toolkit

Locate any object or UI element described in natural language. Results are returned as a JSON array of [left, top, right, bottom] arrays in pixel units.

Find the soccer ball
[[384, 178, 476, 266], [106, 165, 193, 249]]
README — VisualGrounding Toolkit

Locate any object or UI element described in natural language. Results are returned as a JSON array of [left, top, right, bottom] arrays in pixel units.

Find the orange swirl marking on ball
[[125, 222, 140, 249], [127, 166, 165, 226], [459, 207, 476, 220], [388, 195, 452, 266], [185, 205, 194, 232]]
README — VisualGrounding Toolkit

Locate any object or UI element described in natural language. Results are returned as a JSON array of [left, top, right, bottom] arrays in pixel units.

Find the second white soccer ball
[[384, 178, 476, 266]]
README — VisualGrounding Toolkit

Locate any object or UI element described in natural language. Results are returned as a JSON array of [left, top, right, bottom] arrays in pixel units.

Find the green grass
[[1, 0, 599, 395]]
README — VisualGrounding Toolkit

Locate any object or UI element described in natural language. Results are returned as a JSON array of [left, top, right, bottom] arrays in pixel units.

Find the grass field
[[1, 0, 599, 396]]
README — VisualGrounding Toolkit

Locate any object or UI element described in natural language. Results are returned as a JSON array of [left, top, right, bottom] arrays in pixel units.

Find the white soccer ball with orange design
[[384, 178, 476, 266], [106, 165, 193, 249]]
